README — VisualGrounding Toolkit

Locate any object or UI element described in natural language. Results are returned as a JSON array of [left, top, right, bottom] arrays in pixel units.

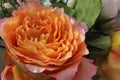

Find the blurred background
[[0, 38, 6, 79]]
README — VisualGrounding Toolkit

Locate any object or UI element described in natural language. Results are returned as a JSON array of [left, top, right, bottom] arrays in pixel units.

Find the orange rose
[[0, 0, 96, 80]]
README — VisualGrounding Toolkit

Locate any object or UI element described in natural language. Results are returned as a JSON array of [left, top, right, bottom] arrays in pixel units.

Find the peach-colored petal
[[1, 65, 35, 80], [50, 61, 80, 80], [73, 58, 97, 80], [1, 64, 13, 80], [0, 18, 7, 36], [78, 42, 89, 55], [1, 64, 55, 80], [70, 18, 88, 35], [70, 18, 88, 43], [12, 66, 34, 80]]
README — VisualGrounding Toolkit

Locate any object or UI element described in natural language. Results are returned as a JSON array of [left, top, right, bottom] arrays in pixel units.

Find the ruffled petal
[[70, 18, 88, 35], [70, 18, 88, 43], [73, 58, 97, 80], [0, 1, 92, 80]]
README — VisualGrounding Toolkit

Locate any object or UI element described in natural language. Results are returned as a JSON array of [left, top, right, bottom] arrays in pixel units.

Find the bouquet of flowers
[[0, 0, 120, 80]]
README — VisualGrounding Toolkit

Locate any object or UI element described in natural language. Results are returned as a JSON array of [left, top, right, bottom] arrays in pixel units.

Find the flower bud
[[41, 0, 52, 7], [3, 3, 12, 9], [67, 0, 76, 8], [117, 0, 120, 10]]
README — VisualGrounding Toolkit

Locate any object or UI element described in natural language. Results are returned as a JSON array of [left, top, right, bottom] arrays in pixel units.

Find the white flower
[[3, 3, 12, 9], [100, 0, 118, 19], [42, 0, 52, 7], [67, 0, 76, 8]]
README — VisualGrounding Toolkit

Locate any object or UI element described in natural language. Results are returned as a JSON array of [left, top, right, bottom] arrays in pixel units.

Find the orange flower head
[[0, 0, 90, 80]]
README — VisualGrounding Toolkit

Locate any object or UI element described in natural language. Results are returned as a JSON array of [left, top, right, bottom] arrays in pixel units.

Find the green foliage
[[51, 0, 102, 29], [0, 0, 19, 18], [87, 36, 111, 50], [74, 0, 102, 29]]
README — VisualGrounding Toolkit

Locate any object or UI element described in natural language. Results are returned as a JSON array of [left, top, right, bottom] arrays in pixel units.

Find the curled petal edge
[[73, 57, 97, 80]]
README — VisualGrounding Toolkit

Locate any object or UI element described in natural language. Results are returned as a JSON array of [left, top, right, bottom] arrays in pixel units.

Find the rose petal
[[70, 18, 88, 43], [50, 62, 80, 80], [70, 18, 88, 35], [78, 42, 89, 55], [12, 65, 35, 80], [0, 18, 7, 36], [25, 64, 45, 73], [1, 65, 55, 80], [1, 64, 35, 80], [73, 57, 97, 80], [1, 64, 13, 80]]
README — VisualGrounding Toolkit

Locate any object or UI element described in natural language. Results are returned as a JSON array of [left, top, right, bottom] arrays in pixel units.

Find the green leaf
[[88, 46, 110, 55], [74, 0, 102, 29], [87, 36, 111, 50], [0, 10, 5, 18]]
